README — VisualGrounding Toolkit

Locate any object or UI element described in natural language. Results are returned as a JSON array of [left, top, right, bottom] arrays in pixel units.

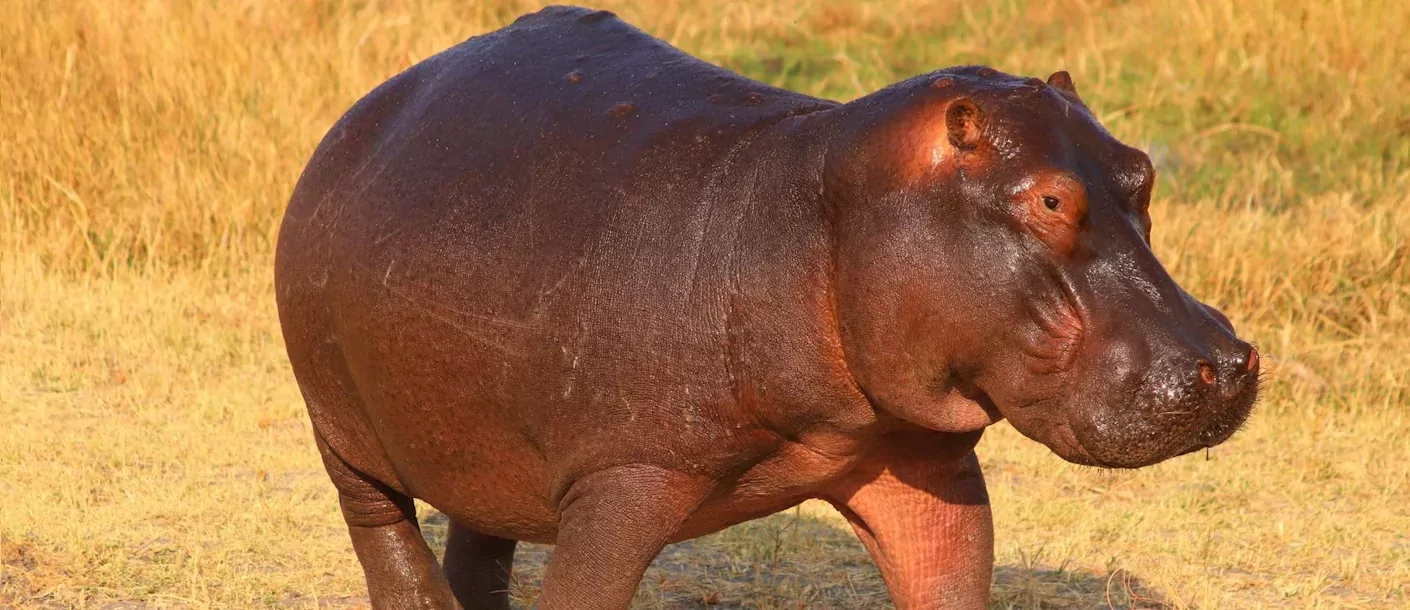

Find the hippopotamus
[[275, 6, 1260, 609]]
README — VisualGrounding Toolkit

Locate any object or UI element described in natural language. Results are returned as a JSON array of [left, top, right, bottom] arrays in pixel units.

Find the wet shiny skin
[[276, 6, 1258, 609]]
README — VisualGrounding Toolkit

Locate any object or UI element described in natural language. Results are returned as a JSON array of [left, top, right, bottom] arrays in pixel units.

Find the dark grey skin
[[275, 6, 1259, 609]]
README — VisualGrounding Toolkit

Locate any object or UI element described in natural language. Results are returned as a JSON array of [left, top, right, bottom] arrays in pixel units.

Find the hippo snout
[[1066, 320, 1261, 469]]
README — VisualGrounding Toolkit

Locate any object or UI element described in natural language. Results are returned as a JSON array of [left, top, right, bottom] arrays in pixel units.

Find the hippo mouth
[[1057, 372, 1259, 469]]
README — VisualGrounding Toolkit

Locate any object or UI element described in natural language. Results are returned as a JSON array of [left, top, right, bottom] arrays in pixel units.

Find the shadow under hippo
[[275, 5, 1259, 609], [414, 508, 1171, 609]]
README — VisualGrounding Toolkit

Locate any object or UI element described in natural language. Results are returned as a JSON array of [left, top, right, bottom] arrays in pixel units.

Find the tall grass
[[1, 0, 1407, 607], [4, 0, 1407, 269]]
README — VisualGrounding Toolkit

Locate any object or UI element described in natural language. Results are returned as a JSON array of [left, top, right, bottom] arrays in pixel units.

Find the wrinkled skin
[[275, 7, 1259, 609]]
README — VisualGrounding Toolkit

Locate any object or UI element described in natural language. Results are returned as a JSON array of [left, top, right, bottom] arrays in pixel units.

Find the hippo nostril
[[1197, 360, 1216, 385], [1246, 346, 1259, 372]]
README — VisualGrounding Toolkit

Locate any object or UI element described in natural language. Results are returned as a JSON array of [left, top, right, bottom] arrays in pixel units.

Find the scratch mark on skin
[[300, 77, 460, 237], [561, 350, 580, 398], [539, 263, 580, 304], [680, 208, 712, 297], [381, 283, 527, 357], [687, 128, 767, 299], [359, 258, 536, 355], [373, 227, 403, 245], [619, 385, 636, 422], [305, 127, 422, 236], [720, 160, 762, 408]]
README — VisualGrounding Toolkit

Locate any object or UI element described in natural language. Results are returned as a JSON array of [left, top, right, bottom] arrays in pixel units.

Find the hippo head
[[825, 66, 1259, 468]]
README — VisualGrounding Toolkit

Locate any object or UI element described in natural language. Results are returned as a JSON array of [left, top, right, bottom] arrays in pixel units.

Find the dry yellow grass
[[1, 0, 1406, 608]]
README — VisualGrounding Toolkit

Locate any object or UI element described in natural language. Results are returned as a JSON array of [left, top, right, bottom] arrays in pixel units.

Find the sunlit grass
[[1, 0, 1406, 607]]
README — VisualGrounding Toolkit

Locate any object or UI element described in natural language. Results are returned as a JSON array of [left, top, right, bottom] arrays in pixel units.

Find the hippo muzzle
[[1008, 196, 1261, 468], [1060, 299, 1261, 468]]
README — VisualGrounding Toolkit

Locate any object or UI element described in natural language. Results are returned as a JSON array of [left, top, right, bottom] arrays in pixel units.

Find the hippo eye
[[1042, 195, 1061, 211]]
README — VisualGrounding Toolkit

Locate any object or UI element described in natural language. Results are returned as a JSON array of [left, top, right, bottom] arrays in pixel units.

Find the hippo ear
[[945, 98, 984, 150], [1047, 71, 1078, 97]]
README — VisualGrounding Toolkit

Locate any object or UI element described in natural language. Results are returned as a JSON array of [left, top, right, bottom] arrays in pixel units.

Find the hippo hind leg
[[537, 465, 717, 609], [443, 522, 517, 609], [314, 434, 462, 610]]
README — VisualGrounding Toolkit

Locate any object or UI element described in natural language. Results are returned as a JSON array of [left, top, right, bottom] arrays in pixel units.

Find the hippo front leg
[[537, 465, 715, 609], [823, 431, 993, 609]]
